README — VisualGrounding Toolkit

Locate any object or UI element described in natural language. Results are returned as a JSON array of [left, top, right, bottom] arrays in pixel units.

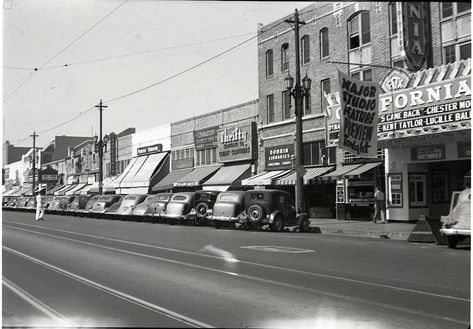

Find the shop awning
[[344, 162, 383, 178], [66, 183, 87, 195], [34, 186, 46, 194], [55, 184, 77, 196], [152, 168, 194, 191], [275, 166, 335, 185], [72, 184, 89, 195], [120, 152, 169, 189], [321, 164, 364, 179], [47, 184, 64, 195], [241, 170, 292, 186], [113, 157, 139, 189], [103, 176, 118, 193], [202, 163, 251, 187], [3, 187, 22, 196], [202, 185, 230, 192], [19, 186, 33, 196], [81, 183, 97, 195], [174, 165, 221, 187]]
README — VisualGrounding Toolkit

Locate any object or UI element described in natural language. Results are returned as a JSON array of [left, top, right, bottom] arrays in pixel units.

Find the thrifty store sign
[[338, 71, 380, 158]]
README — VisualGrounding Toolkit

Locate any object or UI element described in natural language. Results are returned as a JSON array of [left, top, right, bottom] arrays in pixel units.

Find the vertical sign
[[402, 2, 429, 70], [396, 2, 404, 55], [338, 71, 380, 158], [110, 133, 117, 176]]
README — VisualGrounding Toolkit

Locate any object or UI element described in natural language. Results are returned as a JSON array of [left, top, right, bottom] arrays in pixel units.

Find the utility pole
[[95, 99, 107, 195], [30, 131, 38, 194], [286, 9, 306, 212]]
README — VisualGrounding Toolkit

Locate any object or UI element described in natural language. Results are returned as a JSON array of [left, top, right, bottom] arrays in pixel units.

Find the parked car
[[3, 196, 11, 207], [16, 196, 31, 209], [25, 197, 37, 210], [187, 190, 220, 225], [440, 188, 471, 249], [115, 194, 148, 218], [58, 196, 76, 212], [243, 189, 309, 232], [90, 195, 123, 214], [47, 196, 64, 212], [145, 193, 174, 222], [5, 196, 18, 208], [69, 195, 93, 214], [163, 192, 195, 225], [210, 191, 246, 229], [42, 196, 54, 210], [78, 195, 102, 216], [104, 196, 125, 218]]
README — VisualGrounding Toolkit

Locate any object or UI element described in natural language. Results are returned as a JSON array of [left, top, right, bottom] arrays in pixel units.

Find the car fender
[[269, 210, 283, 223]]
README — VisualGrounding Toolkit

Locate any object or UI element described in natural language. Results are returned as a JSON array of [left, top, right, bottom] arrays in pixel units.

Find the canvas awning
[[119, 152, 169, 191], [18, 184, 33, 196], [47, 184, 64, 195], [81, 183, 97, 195], [174, 165, 221, 187], [66, 183, 87, 195], [113, 157, 139, 189], [344, 162, 383, 178], [321, 164, 364, 179], [55, 184, 77, 196], [241, 170, 292, 186], [3, 187, 22, 196], [202, 163, 251, 187], [103, 176, 118, 193], [152, 168, 194, 191], [275, 166, 335, 185], [116, 156, 148, 189]]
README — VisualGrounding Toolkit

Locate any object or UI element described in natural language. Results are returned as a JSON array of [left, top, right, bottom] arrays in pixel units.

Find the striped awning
[[152, 168, 194, 191], [65, 183, 87, 195], [174, 165, 221, 187], [202, 163, 251, 186], [321, 164, 364, 179], [241, 170, 291, 186], [275, 166, 335, 185], [47, 184, 64, 195], [344, 162, 383, 178]]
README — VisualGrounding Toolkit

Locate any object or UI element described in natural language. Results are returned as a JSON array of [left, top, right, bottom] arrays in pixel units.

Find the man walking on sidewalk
[[373, 186, 386, 224], [35, 193, 45, 221]]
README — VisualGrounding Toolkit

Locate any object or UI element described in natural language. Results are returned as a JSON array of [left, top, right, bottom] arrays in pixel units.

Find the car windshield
[[196, 193, 212, 202], [125, 196, 137, 200], [157, 195, 171, 201], [250, 193, 265, 201], [219, 193, 239, 202]]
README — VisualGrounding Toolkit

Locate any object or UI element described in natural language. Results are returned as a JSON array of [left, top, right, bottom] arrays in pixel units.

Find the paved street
[[3, 210, 470, 328]]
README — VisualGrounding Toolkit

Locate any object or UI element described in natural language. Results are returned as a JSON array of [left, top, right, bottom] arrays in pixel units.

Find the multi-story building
[[256, 2, 471, 220]]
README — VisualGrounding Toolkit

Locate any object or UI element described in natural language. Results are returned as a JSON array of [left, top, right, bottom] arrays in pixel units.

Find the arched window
[[348, 11, 370, 50], [281, 43, 289, 72], [266, 49, 273, 76], [320, 28, 329, 58], [301, 35, 310, 64]]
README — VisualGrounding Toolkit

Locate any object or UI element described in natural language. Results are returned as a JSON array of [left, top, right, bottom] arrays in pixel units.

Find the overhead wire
[[3, 0, 129, 103]]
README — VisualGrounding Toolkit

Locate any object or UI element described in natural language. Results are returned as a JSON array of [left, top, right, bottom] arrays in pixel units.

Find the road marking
[[240, 246, 315, 253], [4, 221, 469, 302], [3, 276, 77, 327], [3, 228, 469, 326], [3, 246, 214, 328]]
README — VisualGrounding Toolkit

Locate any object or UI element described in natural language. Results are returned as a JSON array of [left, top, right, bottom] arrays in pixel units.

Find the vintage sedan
[[187, 190, 220, 225], [15, 196, 32, 210], [440, 188, 471, 249], [163, 192, 195, 225], [115, 194, 148, 218], [58, 196, 77, 212], [209, 191, 246, 229], [25, 197, 37, 210], [76, 195, 102, 216], [69, 195, 93, 214], [90, 195, 123, 215], [3, 196, 11, 207], [145, 193, 174, 222], [5, 197, 18, 208], [47, 196, 64, 213], [243, 189, 309, 232]]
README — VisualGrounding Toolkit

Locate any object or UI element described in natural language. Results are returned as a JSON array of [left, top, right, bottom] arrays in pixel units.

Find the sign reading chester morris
[[338, 71, 380, 158]]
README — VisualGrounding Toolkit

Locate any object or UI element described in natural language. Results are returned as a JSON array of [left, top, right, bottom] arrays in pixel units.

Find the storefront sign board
[[265, 144, 294, 170], [110, 133, 117, 176], [338, 70, 380, 158], [137, 143, 163, 156], [194, 126, 219, 151], [38, 166, 58, 183], [172, 157, 194, 170], [217, 123, 254, 163], [411, 144, 445, 161]]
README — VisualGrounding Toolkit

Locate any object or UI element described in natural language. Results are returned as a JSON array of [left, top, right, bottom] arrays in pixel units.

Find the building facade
[[257, 2, 471, 220]]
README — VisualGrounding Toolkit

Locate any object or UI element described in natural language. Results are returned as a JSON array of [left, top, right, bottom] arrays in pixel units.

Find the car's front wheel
[[271, 216, 283, 232], [447, 235, 459, 249], [299, 217, 310, 232]]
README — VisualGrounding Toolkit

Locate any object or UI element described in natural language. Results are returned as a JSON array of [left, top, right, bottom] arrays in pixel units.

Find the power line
[[3, 0, 128, 103]]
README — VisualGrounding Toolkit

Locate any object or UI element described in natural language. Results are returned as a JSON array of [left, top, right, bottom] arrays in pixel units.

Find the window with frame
[[303, 141, 336, 166], [267, 94, 275, 123], [441, 2, 471, 64], [301, 35, 310, 64], [320, 28, 329, 58], [266, 49, 273, 76], [281, 43, 289, 72], [409, 173, 427, 207], [282, 90, 291, 120], [350, 69, 372, 81], [303, 93, 311, 116], [348, 11, 370, 50], [195, 148, 217, 166], [389, 2, 397, 36], [321, 78, 330, 115]]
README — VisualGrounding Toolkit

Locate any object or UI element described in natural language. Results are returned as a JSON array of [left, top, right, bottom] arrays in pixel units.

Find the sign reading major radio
[[265, 144, 294, 170], [217, 123, 253, 163], [338, 71, 380, 158]]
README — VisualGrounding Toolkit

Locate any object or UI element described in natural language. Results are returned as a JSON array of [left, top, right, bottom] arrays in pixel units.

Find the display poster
[[265, 144, 294, 170], [338, 70, 380, 158], [194, 126, 219, 151], [217, 123, 254, 163], [336, 179, 345, 204]]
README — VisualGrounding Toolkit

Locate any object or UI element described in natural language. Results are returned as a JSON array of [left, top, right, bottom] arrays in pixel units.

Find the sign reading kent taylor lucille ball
[[338, 71, 380, 158]]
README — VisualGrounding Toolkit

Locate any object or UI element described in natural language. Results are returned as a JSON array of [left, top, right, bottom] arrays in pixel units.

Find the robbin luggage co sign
[[265, 144, 294, 170], [194, 126, 219, 151], [338, 70, 380, 158]]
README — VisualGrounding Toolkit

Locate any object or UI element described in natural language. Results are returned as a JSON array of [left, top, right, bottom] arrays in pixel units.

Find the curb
[[310, 226, 412, 241]]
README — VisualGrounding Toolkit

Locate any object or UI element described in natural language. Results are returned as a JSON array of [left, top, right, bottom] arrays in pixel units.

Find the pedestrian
[[35, 193, 45, 221], [373, 186, 386, 224]]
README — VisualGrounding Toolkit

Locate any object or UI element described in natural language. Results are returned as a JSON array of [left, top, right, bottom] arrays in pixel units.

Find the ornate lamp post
[[94, 133, 109, 195]]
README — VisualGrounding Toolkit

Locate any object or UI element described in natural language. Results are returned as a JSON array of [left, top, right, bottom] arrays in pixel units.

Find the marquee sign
[[217, 123, 254, 163], [402, 2, 430, 70]]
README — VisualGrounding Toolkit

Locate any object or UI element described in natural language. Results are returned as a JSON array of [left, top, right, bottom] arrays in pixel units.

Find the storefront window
[[409, 173, 427, 207], [388, 173, 403, 207], [267, 94, 275, 123], [432, 170, 449, 203]]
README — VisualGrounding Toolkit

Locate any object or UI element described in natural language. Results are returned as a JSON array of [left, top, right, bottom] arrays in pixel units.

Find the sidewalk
[[309, 218, 416, 241]]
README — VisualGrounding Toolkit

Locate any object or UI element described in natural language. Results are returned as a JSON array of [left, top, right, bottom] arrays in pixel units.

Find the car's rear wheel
[[447, 235, 459, 249], [214, 221, 222, 229], [271, 216, 283, 232], [248, 205, 264, 222], [195, 203, 208, 225], [299, 217, 310, 232]]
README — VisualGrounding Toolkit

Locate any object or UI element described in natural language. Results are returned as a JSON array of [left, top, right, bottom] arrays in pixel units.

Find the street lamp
[[285, 9, 312, 213], [94, 132, 110, 195]]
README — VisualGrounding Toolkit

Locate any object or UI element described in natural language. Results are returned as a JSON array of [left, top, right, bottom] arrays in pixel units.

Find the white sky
[[3, 0, 312, 148]]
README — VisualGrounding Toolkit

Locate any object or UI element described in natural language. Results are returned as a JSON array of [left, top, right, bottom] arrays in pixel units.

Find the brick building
[[256, 2, 471, 220]]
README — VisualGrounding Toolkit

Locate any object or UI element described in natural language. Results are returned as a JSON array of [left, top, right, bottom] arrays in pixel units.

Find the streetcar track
[[4, 220, 469, 302], [3, 276, 77, 327], [3, 224, 470, 325], [3, 246, 214, 328]]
